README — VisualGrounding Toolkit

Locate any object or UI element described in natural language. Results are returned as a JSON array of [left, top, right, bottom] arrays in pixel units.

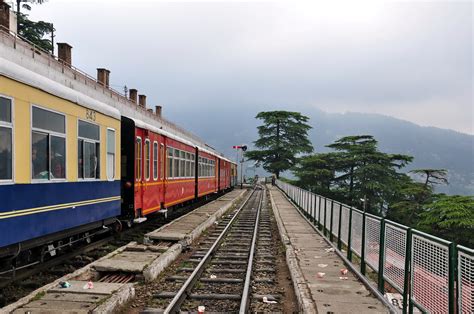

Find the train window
[[0, 96, 13, 181], [153, 142, 158, 180], [107, 129, 115, 180], [185, 152, 190, 177], [145, 139, 150, 181], [160, 144, 164, 180], [167, 147, 173, 178], [32, 106, 66, 181], [198, 157, 202, 177], [0, 96, 12, 123], [180, 151, 185, 177], [191, 154, 195, 177], [33, 106, 65, 134], [136, 137, 142, 181], [174, 149, 180, 178], [78, 120, 100, 180]]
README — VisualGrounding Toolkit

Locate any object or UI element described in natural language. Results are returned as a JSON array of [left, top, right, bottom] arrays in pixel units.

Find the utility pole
[[50, 23, 54, 55], [240, 150, 244, 189], [123, 85, 128, 98], [16, 0, 21, 33]]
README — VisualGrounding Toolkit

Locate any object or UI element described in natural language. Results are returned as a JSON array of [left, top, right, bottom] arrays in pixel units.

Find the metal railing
[[276, 179, 473, 314]]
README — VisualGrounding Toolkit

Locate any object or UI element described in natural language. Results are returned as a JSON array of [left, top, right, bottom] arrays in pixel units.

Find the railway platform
[[268, 185, 390, 313], [2, 189, 247, 314]]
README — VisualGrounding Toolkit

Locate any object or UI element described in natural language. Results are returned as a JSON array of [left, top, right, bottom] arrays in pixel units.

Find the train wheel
[[112, 219, 123, 233]]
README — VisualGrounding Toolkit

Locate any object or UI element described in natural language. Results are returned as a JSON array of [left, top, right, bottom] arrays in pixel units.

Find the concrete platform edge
[[143, 243, 182, 281], [268, 186, 318, 314], [91, 283, 135, 314]]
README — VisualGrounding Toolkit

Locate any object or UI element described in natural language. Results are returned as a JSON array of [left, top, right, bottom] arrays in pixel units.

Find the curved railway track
[[148, 185, 278, 313]]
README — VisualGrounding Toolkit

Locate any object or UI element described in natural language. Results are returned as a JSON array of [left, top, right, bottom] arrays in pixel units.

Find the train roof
[[132, 117, 233, 162], [0, 57, 121, 119]]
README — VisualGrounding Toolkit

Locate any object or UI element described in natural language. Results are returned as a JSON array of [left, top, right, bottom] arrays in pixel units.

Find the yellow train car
[[0, 64, 122, 256]]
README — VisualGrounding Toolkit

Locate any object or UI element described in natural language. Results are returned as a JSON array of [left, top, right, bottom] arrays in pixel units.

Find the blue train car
[[0, 59, 122, 257]]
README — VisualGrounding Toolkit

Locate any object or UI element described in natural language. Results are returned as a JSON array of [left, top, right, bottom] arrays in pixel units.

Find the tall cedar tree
[[245, 111, 313, 178], [302, 135, 412, 214]]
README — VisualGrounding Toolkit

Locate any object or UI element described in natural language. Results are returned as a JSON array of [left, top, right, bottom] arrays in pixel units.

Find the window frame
[[167, 146, 174, 179], [77, 118, 101, 181], [106, 127, 115, 181], [31, 104, 67, 183], [136, 136, 142, 181], [153, 141, 158, 181], [0, 94, 14, 184], [145, 139, 151, 181], [160, 143, 164, 180]]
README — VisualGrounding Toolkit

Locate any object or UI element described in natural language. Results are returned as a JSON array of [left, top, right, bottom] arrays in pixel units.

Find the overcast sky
[[25, 0, 473, 134]]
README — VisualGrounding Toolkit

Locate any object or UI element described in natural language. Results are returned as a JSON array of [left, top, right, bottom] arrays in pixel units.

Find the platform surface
[[146, 189, 245, 241], [269, 185, 389, 314]]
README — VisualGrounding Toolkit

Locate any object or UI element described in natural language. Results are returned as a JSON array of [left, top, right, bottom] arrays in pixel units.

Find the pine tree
[[245, 111, 313, 178]]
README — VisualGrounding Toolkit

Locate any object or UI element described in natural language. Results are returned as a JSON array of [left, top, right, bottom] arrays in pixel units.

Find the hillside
[[167, 106, 474, 195]]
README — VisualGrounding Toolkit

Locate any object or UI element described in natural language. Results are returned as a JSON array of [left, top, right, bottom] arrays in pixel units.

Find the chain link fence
[[276, 180, 472, 313]]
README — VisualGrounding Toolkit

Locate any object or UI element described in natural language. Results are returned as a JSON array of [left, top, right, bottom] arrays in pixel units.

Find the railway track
[[0, 193, 225, 308], [145, 185, 282, 313]]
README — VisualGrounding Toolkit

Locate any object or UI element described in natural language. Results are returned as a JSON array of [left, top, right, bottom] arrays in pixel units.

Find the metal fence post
[[403, 228, 412, 314], [377, 218, 385, 293], [448, 243, 455, 314], [329, 200, 334, 242], [318, 197, 322, 230], [323, 198, 327, 236], [337, 203, 342, 250], [347, 207, 353, 261], [361, 211, 367, 275]]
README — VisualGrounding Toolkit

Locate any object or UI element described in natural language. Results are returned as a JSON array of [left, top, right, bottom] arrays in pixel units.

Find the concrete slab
[[146, 189, 245, 242], [13, 308, 89, 314], [15, 300, 95, 311], [40, 292, 106, 303], [268, 185, 389, 314], [93, 251, 160, 273], [48, 281, 123, 295]]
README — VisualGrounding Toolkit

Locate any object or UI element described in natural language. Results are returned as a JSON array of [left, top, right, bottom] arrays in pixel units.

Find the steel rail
[[239, 187, 263, 313], [164, 187, 258, 313]]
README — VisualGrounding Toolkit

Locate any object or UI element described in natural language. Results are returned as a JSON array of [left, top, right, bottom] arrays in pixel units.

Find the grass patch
[[31, 291, 46, 301]]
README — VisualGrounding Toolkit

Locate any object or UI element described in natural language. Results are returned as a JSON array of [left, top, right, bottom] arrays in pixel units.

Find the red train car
[[121, 116, 235, 223], [218, 157, 232, 191], [197, 150, 218, 198]]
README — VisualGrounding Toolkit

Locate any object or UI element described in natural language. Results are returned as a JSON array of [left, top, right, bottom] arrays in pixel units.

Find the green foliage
[[291, 133, 473, 246], [318, 135, 413, 213], [245, 111, 313, 178], [418, 195, 474, 247], [18, 13, 54, 52], [14, 0, 53, 53]]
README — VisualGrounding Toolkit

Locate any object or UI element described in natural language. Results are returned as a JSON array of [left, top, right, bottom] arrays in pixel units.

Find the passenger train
[[0, 25, 237, 263]]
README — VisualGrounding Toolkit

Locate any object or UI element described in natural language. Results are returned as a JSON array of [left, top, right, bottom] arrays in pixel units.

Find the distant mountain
[[166, 105, 474, 195]]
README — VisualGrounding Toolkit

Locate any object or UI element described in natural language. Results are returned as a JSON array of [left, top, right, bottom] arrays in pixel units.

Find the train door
[[134, 131, 144, 215]]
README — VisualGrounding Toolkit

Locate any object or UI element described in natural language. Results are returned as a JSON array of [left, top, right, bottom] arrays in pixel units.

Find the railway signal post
[[233, 145, 247, 189]]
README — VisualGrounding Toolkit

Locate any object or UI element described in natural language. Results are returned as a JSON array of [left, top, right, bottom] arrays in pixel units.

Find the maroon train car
[[121, 116, 236, 222]]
